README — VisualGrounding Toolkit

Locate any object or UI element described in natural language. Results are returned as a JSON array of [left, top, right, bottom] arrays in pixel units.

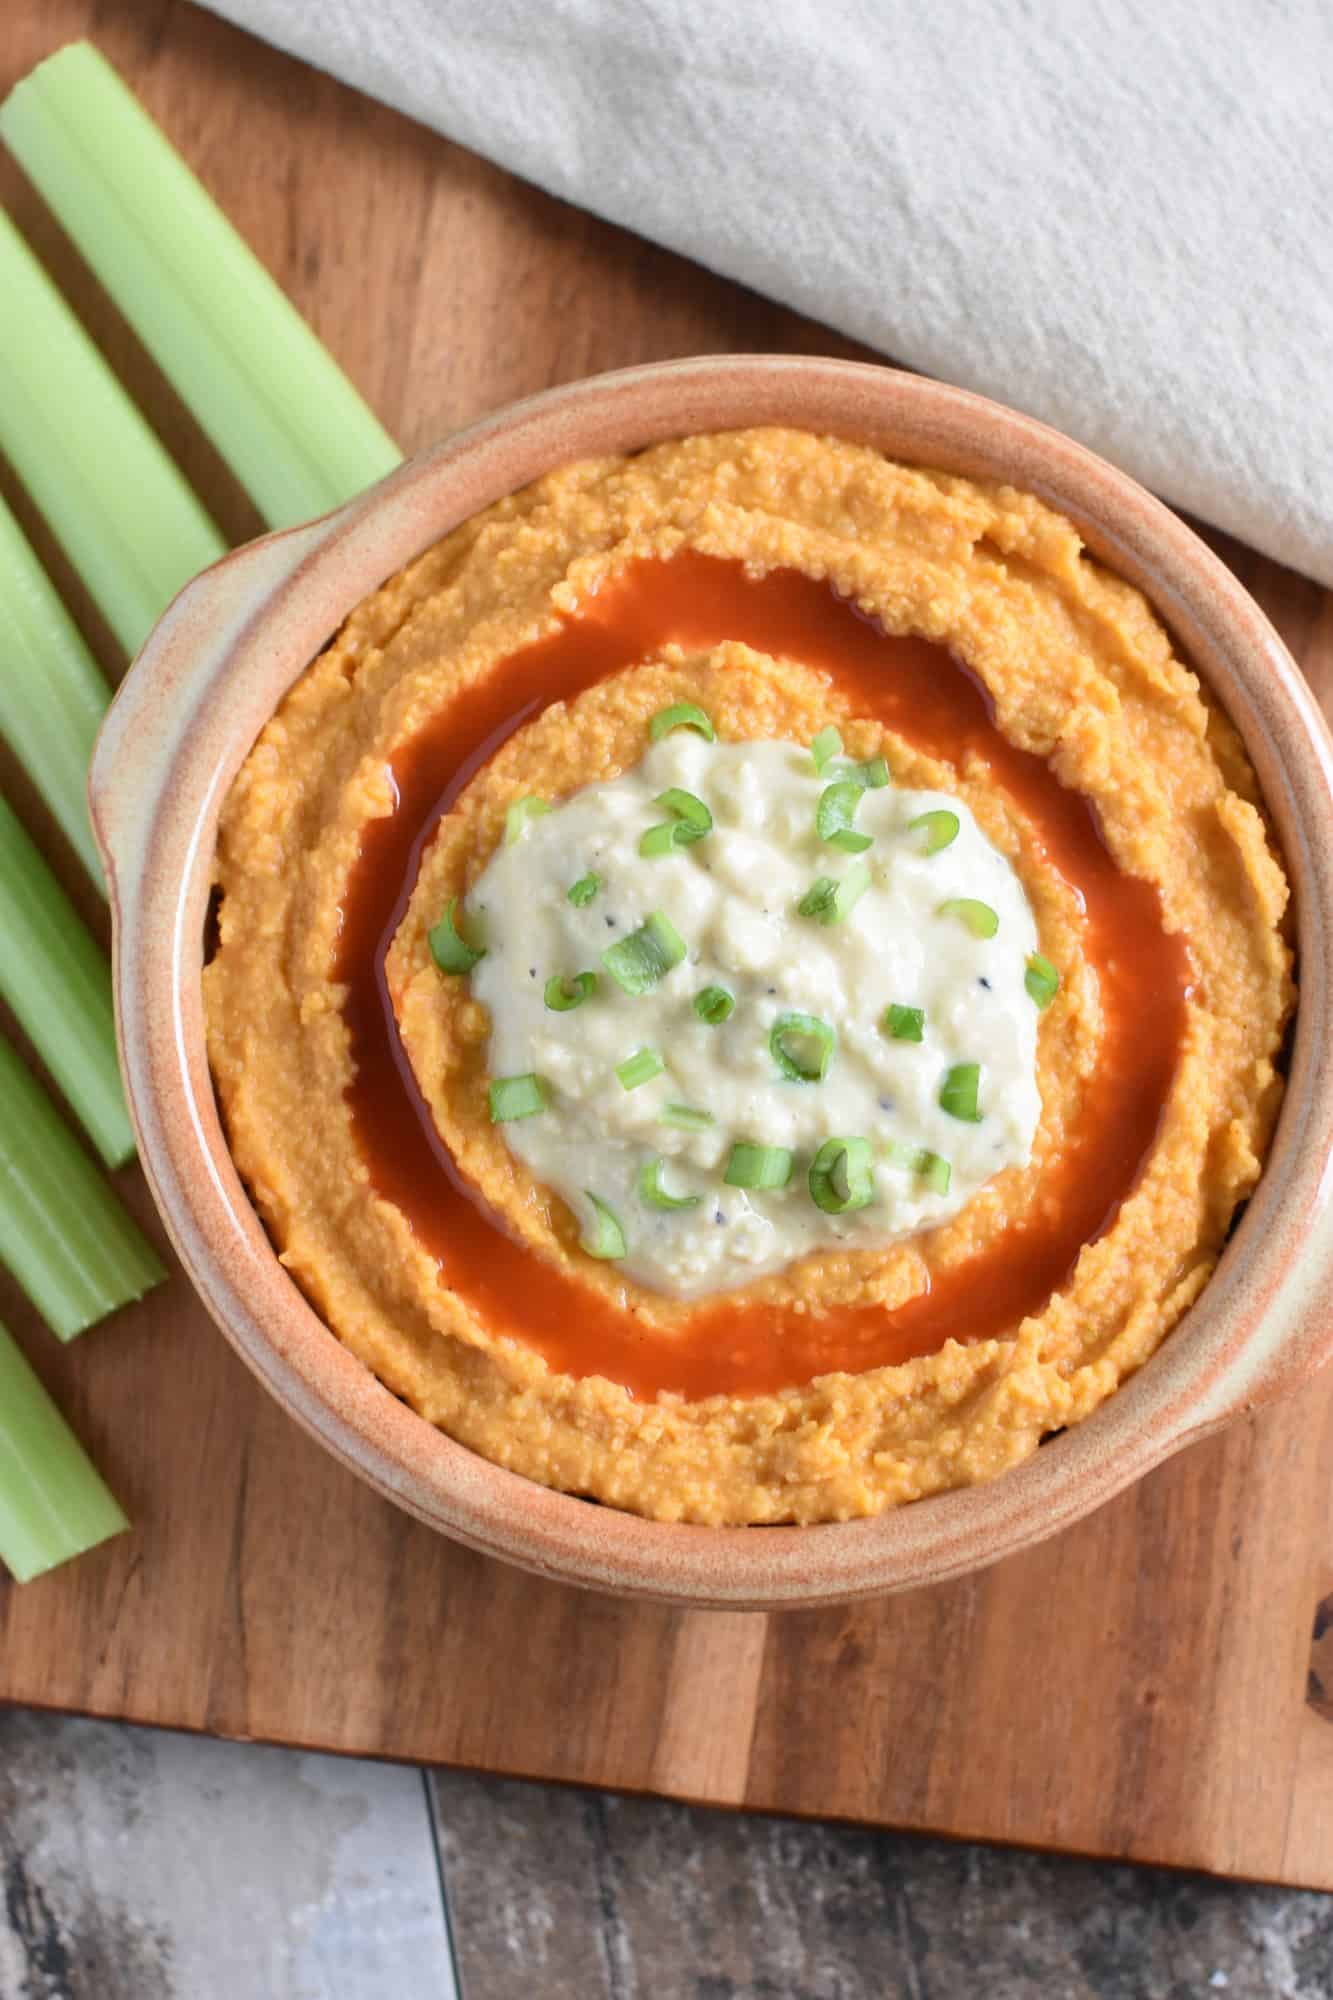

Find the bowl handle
[[89, 516, 341, 900]]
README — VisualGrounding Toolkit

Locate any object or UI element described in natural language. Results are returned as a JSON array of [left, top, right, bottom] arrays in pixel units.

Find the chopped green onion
[[0, 43, 402, 532], [1025, 952, 1061, 1009], [659, 1102, 716, 1131], [428, 898, 485, 975], [816, 779, 873, 853], [639, 822, 679, 858], [810, 725, 843, 774], [724, 1142, 795, 1190], [808, 1137, 876, 1215], [692, 985, 735, 1026], [504, 795, 551, 845], [883, 1141, 953, 1194], [649, 702, 715, 744], [0, 208, 225, 658], [0, 796, 134, 1168], [656, 789, 712, 840], [601, 911, 686, 994], [884, 1003, 925, 1042], [770, 1011, 836, 1083], [0, 1317, 128, 1583], [0, 494, 110, 889], [939, 1062, 983, 1123], [544, 971, 597, 1012], [567, 872, 602, 907], [616, 1047, 665, 1091], [937, 897, 999, 939], [909, 808, 961, 854], [858, 756, 891, 790], [641, 787, 713, 857], [488, 1072, 549, 1122], [581, 1191, 627, 1259], [0, 1035, 165, 1341], [797, 857, 872, 926], [637, 1157, 701, 1212]]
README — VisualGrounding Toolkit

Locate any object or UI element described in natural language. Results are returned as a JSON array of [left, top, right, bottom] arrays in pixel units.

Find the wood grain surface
[[1, 0, 1331, 1892]]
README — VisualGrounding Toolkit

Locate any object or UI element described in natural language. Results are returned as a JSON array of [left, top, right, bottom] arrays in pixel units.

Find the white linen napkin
[[204, 0, 1333, 586]]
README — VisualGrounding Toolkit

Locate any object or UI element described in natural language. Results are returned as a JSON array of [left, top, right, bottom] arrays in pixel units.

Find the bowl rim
[[93, 353, 1333, 1608]]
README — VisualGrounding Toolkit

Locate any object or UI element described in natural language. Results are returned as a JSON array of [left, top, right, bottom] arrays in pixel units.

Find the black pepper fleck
[[979, 975, 992, 990]]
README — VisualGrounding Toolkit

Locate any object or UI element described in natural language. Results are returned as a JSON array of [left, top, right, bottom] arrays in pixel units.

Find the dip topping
[[463, 733, 1043, 1297]]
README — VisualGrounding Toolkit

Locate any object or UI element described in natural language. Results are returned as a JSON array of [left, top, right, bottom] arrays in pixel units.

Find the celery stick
[[0, 1316, 127, 1582], [0, 795, 131, 1167], [1, 43, 403, 530], [0, 492, 110, 889], [0, 1034, 163, 1340], [0, 208, 225, 657]]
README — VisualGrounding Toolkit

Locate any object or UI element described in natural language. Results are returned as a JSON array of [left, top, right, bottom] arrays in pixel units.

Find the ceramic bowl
[[91, 356, 1333, 1608]]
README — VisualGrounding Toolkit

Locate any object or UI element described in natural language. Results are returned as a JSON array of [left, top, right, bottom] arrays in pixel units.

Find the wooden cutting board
[[3, 0, 1332, 1891]]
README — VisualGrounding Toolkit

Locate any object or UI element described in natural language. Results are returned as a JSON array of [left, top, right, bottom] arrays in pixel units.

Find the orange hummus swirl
[[204, 429, 1293, 1524]]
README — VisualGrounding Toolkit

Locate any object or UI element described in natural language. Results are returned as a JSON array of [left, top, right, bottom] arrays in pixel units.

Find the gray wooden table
[[2, 1708, 1330, 1998]]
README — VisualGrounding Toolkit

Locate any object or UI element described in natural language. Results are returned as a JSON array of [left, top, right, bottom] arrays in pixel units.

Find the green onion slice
[[649, 701, 716, 744], [770, 1011, 835, 1083], [883, 1141, 953, 1194], [659, 1102, 716, 1131], [656, 788, 712, 837], [544, 971, 597, 1012], [639, 821, 679, 858], [428, 898, 486, 975], [504, 795, 551, 845], [489, 1073, 550, 1122], [937, 897, 999, 939], [816, 779, 873, 853], [798, 858, 872, 926], [1025, 952, 1060, 1009], [640, 787, 713, 856], [884, 1003, 925, 1043], [808, 1136, 876, 1214], [693, 985, 735, 1026], [810, 725, 843, 774], [581, 1192, 627, 1259], [637, 1157, 702, 1212], [601, 911, 687, 994], [858, 756, 891, 790], [616, 1047, 665, 1091], [939, 1062, 983, 1123], [908, 808, 961, 854], [567, 873, 601, 907], [724, 1142, 795, 1190]]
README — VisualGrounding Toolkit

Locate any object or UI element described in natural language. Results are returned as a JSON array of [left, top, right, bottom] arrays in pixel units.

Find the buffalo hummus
[[204, 428, 1293, 1524]]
